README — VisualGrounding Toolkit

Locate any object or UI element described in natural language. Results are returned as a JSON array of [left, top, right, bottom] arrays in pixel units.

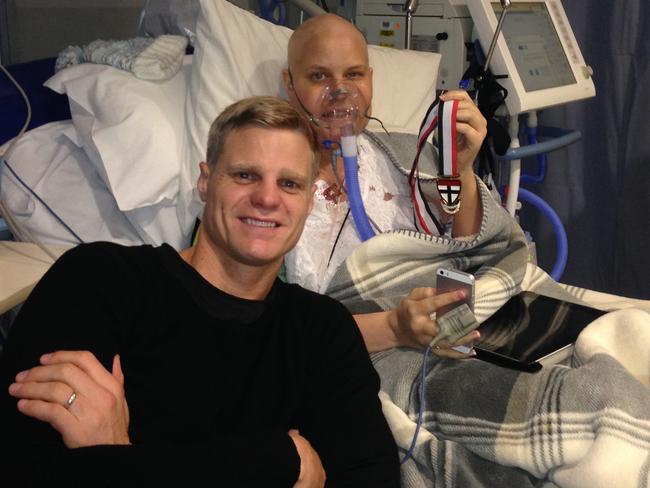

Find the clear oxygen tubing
[[340, 124, 375, 241]]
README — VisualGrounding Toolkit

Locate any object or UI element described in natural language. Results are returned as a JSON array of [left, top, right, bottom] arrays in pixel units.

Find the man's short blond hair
[[205, 96, 320, 179]]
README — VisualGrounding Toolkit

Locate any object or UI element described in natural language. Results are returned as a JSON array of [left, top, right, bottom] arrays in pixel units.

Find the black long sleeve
[[0, 242, 399, 486]]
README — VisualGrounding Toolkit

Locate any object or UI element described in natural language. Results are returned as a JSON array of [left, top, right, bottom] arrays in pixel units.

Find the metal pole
[[403, 0, 419, 50], [483, 0, 511, 73]]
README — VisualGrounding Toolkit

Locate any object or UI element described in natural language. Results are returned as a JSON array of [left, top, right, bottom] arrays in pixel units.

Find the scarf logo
[[436, 178, 462, 213]]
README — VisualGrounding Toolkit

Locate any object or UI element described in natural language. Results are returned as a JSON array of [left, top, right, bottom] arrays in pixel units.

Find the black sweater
[[0, 242, 400, 487]]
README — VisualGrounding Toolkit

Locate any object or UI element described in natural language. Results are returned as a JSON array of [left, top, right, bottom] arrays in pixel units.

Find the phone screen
[[476, 291, 607, 363]]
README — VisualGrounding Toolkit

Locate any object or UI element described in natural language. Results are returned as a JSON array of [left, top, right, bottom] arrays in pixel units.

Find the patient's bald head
[[287, 14, 369, 74], [284, 14, 373, 140]]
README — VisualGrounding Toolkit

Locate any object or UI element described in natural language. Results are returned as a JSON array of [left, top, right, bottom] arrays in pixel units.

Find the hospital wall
[[0, 0, 147, 65]]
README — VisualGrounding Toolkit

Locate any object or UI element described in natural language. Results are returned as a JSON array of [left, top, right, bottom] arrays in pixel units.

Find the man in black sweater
[[0, 96, 400, 487]]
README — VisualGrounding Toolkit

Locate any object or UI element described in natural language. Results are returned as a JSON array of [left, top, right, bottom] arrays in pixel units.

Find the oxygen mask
[[311, 81, 364, 143]]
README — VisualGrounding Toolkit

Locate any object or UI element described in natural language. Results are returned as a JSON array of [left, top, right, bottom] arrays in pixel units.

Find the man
[[0, 96, 400, 487], [282, 14, 487, 354]]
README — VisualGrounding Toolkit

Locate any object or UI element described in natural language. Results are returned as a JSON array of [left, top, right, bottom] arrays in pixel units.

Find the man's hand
[[8, 351, 130, 448], [389, 287, 479, 355], [439, 90, 488, 175], [289, 429, 326, 488]]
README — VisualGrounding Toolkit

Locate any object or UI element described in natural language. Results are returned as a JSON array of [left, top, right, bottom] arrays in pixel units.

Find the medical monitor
[[460, 0, 595, 114]]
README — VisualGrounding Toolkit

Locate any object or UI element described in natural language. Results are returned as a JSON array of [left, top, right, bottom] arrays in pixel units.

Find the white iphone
[[436, 268, 476, 353], [435, 268, 475, 317]]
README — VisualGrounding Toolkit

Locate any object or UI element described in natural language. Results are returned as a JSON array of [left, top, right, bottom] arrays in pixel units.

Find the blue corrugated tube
[[340, 125, 375, 241], [520, 127, 547, 184], [517, 188, 568, 281]]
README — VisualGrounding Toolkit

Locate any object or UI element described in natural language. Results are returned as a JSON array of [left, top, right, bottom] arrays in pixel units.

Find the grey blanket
[[325, 176, 650, 486], [374, 328, 650, 488], [326, 175, 529, 322]]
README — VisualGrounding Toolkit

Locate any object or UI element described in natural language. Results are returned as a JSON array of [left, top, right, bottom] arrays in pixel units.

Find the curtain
[[518, 0, 650, 298]]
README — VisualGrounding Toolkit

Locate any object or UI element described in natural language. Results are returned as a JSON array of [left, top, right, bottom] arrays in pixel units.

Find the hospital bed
[[2, 0, 650, 486]]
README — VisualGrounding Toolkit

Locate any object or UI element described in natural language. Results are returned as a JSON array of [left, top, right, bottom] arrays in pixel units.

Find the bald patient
[[282, 14, 489, 355]]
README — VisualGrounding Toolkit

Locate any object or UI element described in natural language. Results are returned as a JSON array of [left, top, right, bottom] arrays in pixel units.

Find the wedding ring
[[65, 391, 77, 409]]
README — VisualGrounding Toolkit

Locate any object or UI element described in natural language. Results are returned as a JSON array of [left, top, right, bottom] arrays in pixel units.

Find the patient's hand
[[289, 429, 326, 488], [9, 351, 130, 448], [389, 287, 479, 356], [439, 90, 487, 175]]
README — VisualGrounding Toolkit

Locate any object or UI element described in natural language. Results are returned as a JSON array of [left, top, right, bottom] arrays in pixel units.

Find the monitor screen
[[492, 2, 576, 92], [465, 0, 595, 113]]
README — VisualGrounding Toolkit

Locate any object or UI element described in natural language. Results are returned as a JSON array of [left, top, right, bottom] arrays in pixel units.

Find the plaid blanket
[[326, 176, 530, 322], [325, 180, 650, 487]]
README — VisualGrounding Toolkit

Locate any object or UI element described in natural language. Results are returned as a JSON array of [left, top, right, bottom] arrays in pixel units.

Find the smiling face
[[284, 14, 373, 143], [197, 126, 315, 271]]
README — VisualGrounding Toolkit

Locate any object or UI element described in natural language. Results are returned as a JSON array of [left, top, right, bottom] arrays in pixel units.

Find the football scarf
[[408, 96, 461, 235]]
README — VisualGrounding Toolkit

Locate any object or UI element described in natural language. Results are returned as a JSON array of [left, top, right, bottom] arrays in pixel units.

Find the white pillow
[[367, 47, 442, 133], [0, 121, 143, 246], [179, 0, 441, 233], [44, 57, 192, 212]]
